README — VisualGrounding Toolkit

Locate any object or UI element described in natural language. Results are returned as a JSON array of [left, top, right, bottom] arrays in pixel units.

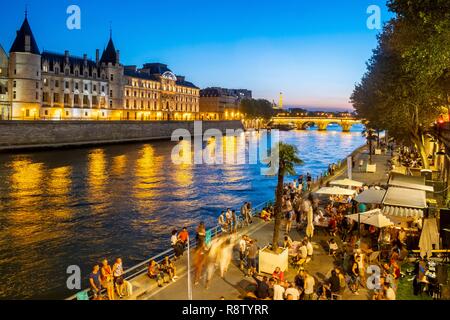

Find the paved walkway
[[136, 147, 393, 300]]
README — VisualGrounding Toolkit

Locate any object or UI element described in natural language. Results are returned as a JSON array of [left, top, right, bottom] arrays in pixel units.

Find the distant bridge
[[271, 116, 362, 132]]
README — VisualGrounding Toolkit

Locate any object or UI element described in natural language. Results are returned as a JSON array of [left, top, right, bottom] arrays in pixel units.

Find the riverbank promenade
[[126, 147, 393, 301]]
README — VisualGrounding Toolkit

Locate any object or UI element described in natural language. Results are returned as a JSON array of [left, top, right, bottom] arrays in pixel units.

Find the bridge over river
[[271, 116, 362, 132]]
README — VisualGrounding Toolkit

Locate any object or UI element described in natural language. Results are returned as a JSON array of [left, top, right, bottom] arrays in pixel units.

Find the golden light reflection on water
[[46, 166, 73, 219], [134, 144, 160, 201], [111, 155, 128, 177], [87, 149, 108, 210], [172, 140, 193, 188], [6, 158, 52, 244]]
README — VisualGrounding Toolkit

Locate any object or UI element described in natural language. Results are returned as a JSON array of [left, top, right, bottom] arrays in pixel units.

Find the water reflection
[[0, 127, 365, 299]]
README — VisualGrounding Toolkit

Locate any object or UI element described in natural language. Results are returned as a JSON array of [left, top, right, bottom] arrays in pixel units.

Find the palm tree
[[362, 127, 378, 164], [268, 142, 303, 252]]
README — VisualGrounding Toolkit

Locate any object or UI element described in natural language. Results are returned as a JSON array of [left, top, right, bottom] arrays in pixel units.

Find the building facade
[[2, 15, 199, 121], [199, 87, 251, 120]]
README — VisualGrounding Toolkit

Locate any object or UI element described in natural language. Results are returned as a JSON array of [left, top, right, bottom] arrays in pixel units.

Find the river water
[[0, 124, 365, 299]]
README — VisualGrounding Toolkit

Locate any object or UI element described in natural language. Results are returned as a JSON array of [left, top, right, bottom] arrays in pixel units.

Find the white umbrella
[[330, 178, 364, 188], [364, 213, 394, 228], [347, 209, 393, 228], [315, 186, 356, 196]]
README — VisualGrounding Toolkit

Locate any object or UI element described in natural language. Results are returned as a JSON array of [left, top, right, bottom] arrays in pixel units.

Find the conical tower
[[9, 13, 41, 120]]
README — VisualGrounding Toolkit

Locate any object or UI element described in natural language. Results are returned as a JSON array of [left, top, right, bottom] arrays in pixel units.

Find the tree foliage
[[269, 143, 303, 251], [351, 0, 450, 167], [240, 98, 275, 120]]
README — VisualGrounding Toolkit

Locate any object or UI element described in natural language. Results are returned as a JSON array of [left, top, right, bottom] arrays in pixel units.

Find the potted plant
[[259, 142, 303, 274]]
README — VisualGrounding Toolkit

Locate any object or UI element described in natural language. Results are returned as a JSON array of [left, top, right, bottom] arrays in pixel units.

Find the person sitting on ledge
[[272, 266, 285, 282], [161, 256, 178, 282], [147, 260, 168, 287], [260, 207, 271, 221]]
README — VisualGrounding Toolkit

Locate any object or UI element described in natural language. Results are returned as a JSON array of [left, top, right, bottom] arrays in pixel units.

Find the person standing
[[218, 239, 233, 279], [303, 271, 315, 300], [196, 222, 206, 247], [285, 282, 300, 300], [194, 244, 207, 285], [247, 239, 259, 276], [231, 210, 237, 233], [239, 235, 248, 271], [100, 259, 115, 300], [89, 264, 102, 300]]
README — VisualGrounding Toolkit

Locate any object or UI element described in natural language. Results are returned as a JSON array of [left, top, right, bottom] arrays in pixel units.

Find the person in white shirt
[[303, 271, 315, 300], [239, 235, 248, 271], [285, 282, 300, 300], [273, 279, 286, 300]]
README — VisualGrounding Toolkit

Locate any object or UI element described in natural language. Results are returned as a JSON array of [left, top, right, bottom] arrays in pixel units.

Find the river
[[0, 124, 365, 299]]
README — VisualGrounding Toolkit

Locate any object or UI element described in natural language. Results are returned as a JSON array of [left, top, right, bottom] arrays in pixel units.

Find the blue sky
[[1, 0, 392, 110]]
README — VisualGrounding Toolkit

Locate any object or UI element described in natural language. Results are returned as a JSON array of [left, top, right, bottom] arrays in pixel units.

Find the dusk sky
[[1, 0, 392, 111]]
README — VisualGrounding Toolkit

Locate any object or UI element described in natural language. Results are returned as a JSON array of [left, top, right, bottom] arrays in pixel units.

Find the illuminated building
[[199, 87, 251, 120], [2, 14, 199, 121]]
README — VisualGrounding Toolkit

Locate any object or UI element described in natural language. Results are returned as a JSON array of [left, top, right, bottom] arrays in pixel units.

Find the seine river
[[0, 124, 365, 299]]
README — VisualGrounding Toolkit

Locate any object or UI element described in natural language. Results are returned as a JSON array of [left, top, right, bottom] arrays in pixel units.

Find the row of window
[[42, 64, 108, 80]]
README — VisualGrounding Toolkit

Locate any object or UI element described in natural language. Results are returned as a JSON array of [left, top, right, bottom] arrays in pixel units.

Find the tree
[[351, 20, 444, 168], [362, 127, 378, 164], [240, 98, 275, 120], [267, 143, 303, 252]]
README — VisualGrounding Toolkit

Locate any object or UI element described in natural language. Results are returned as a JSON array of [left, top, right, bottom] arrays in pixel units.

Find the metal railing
[[66, 200, 270, 300]]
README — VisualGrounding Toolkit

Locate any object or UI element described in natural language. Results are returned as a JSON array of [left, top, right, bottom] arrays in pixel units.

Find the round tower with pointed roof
[[99, 31, 123, 111], [8, 13, 41, 120]]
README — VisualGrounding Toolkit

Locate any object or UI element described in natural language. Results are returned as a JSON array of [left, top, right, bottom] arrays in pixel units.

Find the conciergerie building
[[0, 15, 200, 121]]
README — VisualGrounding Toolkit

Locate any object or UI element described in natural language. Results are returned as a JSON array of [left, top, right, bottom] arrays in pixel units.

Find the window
[[75, 70, 79, 77], [83, 95, 89, 106], [84, 84, 88, 91], [65, 69, 69, 76], [85, 112, 88, 116], [43, 92, 49, 102], [44, 78, 48, 86], [26, 109, 30, 117], [36, 82, 39, 89], [45, 110, 49, 116], [126, 100, 129, 108], [109, 100, 113, 108], [55, 80, 59, 88], [101, 86, 105, 92], [64, 94, 69, 104], [75, 83, 79, 90], [65, 82, 69, 89], [13, 81, 16, 88], [110, 74, 114, 81], [36, 92, 38, 100], [42, 65, 48, 72], [53, 93, 59, 103], [93, 85, 97, 92], [13, 91, 16, 99], [110, 90, 113, 98], [74, 95, 79, 105], [55, 67, 59, 74], [66, 111, 69, 116]]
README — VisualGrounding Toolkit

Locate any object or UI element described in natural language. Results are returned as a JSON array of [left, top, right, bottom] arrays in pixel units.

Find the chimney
[[95, 49, 99, 64], [64, 50, 69, 63], [25, 35, 31, 52], [116, 50, 120, 64], [83, 54, 88, 65]]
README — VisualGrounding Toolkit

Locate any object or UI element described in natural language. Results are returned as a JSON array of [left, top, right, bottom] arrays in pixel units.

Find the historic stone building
[[199, 87, 251, 120], [2, 15, 199, 121], [123, 63, 199, 121]]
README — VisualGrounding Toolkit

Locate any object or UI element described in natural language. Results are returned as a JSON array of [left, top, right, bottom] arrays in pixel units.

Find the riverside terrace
[[68, 144, 450, 301]]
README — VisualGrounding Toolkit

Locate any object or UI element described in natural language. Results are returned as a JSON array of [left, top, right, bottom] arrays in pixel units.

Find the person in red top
[[272, 267, 285, 282], [328, 215, 337, 236], [178, 227, 189, 247]]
